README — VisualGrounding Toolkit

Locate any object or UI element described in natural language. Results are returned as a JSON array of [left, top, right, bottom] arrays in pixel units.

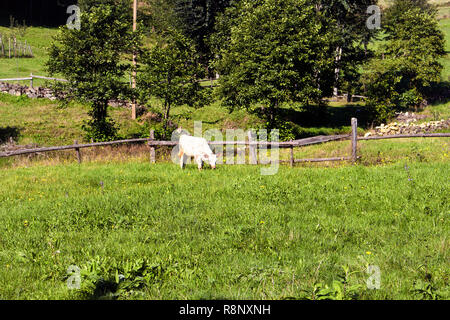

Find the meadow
[[0, 2, 449, 300], [0, 161, 448, 299]]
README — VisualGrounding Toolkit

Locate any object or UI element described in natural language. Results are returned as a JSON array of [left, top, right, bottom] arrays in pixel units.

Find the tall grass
[[0, 161, 448, 299]]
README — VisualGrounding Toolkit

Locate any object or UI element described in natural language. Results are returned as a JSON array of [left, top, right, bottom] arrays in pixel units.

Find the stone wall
[[365, 112, 450, 137], [0, 82, 56, 100], [0, 81, 146, 113]]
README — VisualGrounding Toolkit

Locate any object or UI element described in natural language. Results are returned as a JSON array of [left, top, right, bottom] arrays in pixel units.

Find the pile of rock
[[395, 111, 428, 124], [0, 82, 56, 100], [364, 119, 450, 137], [0, 82, 147, 113]]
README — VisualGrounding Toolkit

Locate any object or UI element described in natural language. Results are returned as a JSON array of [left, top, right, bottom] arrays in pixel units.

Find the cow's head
[[202, 153, 218, 169]]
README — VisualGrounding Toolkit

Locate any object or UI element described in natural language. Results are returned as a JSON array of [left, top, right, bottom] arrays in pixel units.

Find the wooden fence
[[0, 74, 68, 88], [0, 74, 213, 88], [0, 34, 33, 58], [1, 118, 449, 165]]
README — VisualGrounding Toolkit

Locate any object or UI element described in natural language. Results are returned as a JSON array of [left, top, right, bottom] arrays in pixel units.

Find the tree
[[362, 0, 446, 122], [77, 0, 130, 10], [213, 0, 337, 127], [174, 0, 231, 69], [140, 0, 180, 33], [137, 28, 208, 138], [46, 1, 141, 141], [315, 0, 379, 97]]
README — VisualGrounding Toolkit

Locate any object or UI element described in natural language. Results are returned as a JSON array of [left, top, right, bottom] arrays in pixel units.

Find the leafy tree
[[362, 0, 446, 122], [209, 0, 253, 58], [137, 28, 208, 137], [46, 1, 141, 141], [140, 0, 180, 33], [213, 0, 337, 127], [77, 0, 130, 10], [173, 0, 231, 70], [140, 0, 230, 73], [315, 0, 379, 97]]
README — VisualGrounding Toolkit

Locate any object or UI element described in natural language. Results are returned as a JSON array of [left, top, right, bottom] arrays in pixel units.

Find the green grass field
[[0, 27, 59, 87], [0, 161, 448, 299]]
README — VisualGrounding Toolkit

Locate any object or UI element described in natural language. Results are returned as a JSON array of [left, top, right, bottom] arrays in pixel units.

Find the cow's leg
[[178, 149, 185, 169], [180, 154, 186, 169], [195, 155, 203, 171]]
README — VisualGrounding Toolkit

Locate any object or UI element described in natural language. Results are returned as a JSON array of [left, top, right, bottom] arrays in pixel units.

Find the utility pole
[[131, 0, 137, 120]]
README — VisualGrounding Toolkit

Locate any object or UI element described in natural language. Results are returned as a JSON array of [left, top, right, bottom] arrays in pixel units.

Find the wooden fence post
[[149, 129, 155, 164], [351, 118, 358, 163], [290, 145, 294, 167], [0, 35, 4, 56], [248, 130, 257, 165], [74, 140, 82, 164]]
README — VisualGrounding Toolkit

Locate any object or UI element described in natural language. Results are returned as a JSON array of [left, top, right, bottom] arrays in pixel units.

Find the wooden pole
[[149, 129, 155, 164], [248, 130, 257, 165], [290, 145, 294, 167], [0, 34, 4, 56], [131, 0, 137, 120], [351, 118, 358, 163], [74, 140, 82, 164]]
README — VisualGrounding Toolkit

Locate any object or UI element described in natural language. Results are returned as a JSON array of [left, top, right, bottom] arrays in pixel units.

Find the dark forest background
[[0, 0, 77, 27]]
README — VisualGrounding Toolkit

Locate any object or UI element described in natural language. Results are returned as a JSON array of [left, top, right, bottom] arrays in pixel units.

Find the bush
[[81, 117, 119, 142], [361, 0, 445, 123]]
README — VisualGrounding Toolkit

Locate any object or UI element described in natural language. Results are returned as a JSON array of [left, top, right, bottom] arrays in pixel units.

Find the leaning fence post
[[149, 129, 156, 164], [248, 130, 257, 165], [74, 140, 82, 164], [351, 118, 358, 163]]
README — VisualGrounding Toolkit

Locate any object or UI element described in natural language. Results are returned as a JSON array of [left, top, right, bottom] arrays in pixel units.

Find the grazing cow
[[178, 134, 218, 170]]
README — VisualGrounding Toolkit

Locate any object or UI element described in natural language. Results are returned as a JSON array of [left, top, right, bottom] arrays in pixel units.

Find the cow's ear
[[216, 153, 222, 157]]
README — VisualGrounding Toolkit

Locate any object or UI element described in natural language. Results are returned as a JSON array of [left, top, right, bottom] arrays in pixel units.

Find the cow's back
[[179, 135, 210, 157]]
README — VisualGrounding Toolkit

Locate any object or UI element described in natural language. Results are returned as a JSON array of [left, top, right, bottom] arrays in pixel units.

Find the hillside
[[0, 3, 449, 153]]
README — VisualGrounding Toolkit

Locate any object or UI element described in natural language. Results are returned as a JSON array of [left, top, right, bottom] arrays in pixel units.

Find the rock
[[373, 117, 450, 136]]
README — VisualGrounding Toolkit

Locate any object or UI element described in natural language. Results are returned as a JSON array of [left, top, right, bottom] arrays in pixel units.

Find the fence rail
[[358, 133, 450, 140], [0, 135, 348, 158], [0, 74, 69, 88], [1, 119, 449, 165], [0, 74, 209, 87]]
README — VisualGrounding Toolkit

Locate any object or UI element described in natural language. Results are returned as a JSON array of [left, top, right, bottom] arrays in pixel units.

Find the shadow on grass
[[425, 80, 450, 106], [0, 126, 21, 144], [84, 279, 120, 300], [279, 104, 375, 129]]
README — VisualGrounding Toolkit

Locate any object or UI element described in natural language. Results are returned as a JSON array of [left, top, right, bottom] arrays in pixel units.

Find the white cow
[[178, 134, 218, 170]]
